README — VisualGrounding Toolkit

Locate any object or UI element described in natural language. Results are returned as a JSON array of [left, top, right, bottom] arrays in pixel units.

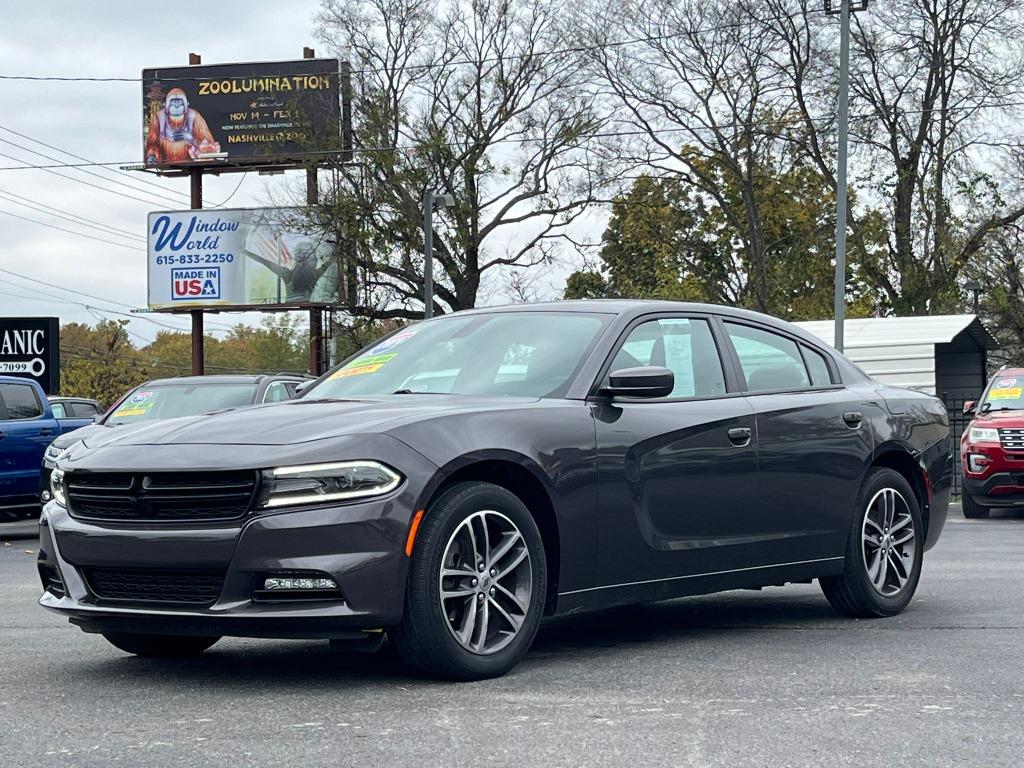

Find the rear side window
[[0, 383, 43, 420], [725, 323, 810, 393], [610, 318, 727, 399], [70, 402, 99, 417], [802, 346, 834, 386]]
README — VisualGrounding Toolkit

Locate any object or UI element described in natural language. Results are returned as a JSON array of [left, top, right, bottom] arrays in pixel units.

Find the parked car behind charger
[[960, 366, 1024, 518]]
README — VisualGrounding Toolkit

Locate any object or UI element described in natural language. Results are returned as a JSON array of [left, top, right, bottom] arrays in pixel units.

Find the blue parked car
[[0, 376, 93, 522]]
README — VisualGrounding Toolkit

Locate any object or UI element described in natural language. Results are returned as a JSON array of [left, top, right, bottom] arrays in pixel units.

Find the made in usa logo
[[171, 268, 221, 300]]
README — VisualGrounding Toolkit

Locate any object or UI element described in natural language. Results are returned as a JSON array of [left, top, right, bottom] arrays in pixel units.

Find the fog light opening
[[968, 453, 991, 473], [253, 572, 344, 602]]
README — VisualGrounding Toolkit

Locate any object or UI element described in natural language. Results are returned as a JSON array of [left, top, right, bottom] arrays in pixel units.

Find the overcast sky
[[0, 1, 597, 349]]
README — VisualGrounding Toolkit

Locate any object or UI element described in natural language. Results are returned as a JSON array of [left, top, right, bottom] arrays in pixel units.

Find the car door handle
[[727, 427, 752, 447], [843, 411, 863, 428], [39, 428, 54, 436], [0, 431, 5, 441]]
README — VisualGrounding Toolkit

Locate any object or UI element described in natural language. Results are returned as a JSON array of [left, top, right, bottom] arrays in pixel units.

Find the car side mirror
[[963, 400, 976, 416], [294, 381, 313, 395], [601, 367, 675, 399]]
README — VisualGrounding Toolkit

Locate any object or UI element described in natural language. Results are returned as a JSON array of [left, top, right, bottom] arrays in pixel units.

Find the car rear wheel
[[820, 468, 923, 618], [961, 493, 990, 519], [102, 633, 220, 658], [391, 481, 546, 681]]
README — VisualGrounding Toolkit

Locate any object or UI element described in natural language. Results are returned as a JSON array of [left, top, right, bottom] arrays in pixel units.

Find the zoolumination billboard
[[142, 59, 340, 168], [146, 208, 341, 310], [0, 317, 60, 394]]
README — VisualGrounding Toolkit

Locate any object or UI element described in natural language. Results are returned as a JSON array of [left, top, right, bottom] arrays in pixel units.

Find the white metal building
[[794, 315, 998, 399]]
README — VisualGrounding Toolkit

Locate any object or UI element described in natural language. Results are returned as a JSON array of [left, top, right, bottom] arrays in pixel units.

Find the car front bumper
[[37, 489, 418, 639], [962, 472, 1024, 508]]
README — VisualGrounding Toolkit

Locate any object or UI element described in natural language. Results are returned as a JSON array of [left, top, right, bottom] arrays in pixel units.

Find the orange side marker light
[[405, 510, 425, 557]]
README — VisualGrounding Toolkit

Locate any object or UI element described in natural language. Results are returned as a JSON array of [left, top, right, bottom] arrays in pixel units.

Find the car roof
[[994, 368, 1024, 378], [138, 374, 307, 387], [441, 300, 832, 350], [48, 396, 99, 404]]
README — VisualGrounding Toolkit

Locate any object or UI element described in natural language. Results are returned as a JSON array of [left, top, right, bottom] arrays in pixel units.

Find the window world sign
[[0, 317, 60, 394], [147, 207, 341, 310]]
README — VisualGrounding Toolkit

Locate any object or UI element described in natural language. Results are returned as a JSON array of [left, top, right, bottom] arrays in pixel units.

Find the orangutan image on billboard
[[144, 87, 221, 165]]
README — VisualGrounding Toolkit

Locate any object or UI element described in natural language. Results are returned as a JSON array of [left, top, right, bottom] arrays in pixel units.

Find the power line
[[0, 137, 182, 207], [0, 188, 144, 241], [0, 124, 207, 206], [0, 207, 141, 249], [0, 266, 237, 332], [0, 7, 829, 84]]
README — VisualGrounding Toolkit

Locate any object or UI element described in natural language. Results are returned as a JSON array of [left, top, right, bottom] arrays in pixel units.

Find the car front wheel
[[102, 633, 220, 657], [820, 467, 924, 618], [961, 493, 990, 519], [391, 481, 547, 681]]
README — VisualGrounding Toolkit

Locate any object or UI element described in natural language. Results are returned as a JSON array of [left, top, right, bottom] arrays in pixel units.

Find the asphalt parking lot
[[1, 506, 1022, 768]]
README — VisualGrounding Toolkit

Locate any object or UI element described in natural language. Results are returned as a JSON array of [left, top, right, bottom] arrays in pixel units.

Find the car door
[[0, 382, 53, 499], [721, 321, 873, 567], [593, 315, 759, 589]]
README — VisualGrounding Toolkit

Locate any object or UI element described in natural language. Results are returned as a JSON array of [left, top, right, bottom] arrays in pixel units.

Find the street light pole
[[825, 0, 867, 353], [423, 189, 434, 318], [422, 191, 455, 319]]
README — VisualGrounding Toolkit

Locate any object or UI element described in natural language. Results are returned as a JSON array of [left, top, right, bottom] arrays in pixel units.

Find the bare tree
[[313, 0, 608, 320]]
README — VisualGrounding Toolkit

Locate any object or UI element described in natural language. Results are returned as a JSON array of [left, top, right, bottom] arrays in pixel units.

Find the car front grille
[[82, 567, 226, 606], [999, 428, 1024, 451], [66, 471, 258, 523]]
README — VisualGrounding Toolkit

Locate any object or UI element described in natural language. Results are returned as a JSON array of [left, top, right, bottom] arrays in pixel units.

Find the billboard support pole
[[304, 46, 324, 377], [188, 52, 204, 376]]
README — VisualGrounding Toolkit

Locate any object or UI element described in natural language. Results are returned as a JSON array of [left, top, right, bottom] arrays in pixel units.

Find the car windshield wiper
[[392, 389, 446, 395]]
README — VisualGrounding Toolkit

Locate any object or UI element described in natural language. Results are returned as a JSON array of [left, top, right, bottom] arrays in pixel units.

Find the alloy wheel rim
[[861, 488, 916, 597], [438, 510, 532, 655]]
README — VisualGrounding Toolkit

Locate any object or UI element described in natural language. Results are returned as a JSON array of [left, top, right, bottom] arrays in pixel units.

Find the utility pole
[[188, 52, 205, 375], [422, 190, 454, 318], [825, 1, 867, 353]]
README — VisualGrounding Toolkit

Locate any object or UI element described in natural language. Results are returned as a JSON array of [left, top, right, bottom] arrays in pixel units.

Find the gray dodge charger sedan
[[38, 301, 952, 680]]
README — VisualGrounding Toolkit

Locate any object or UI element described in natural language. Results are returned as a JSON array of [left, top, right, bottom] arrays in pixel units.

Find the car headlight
[[50, 468, 67, 507], [968, 426, 1000, 444], [256, 461, 402, 509], [45, 444, 66, 463]]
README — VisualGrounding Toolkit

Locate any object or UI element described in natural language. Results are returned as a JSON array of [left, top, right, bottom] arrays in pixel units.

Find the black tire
[[820, 467, 924, 618], [390, 481, 547, 681], [102, 632, 220, 658], [961, 493, 991, 519]]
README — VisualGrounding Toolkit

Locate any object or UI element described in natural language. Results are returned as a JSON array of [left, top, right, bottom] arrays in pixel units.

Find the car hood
[[972, 408, 1024, 426], [51, 423, 107, 449], [79, 395, 540, 448]]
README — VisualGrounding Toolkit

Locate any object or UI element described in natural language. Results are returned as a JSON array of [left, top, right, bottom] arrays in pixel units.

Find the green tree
[[566, 163, 878, 321]]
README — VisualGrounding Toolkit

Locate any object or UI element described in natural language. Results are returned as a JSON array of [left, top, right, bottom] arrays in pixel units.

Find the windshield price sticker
[[113, 391, 159, 418], [368, 331, 416, 355], [329, 353, 397, 380], [989, 386, 1023, 400]]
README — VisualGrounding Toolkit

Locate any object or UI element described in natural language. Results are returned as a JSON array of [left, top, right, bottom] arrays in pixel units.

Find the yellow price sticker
[[989, 387, 1023, 400], [329, 363, 385, 380]]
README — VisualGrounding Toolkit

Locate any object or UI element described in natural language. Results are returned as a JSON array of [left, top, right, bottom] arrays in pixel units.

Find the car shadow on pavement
[[67, 589, 839, 688]]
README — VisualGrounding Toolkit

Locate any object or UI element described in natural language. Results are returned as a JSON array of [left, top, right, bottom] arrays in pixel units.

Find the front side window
[[51, 403, 67, 419], [726, 323, 810, 393], [0, 384, 43, 420], [609, 317, 726, 399], [307, 312, 610, 399]]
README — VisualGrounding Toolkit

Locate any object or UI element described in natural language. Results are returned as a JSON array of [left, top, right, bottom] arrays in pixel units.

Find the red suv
[[961, 367, 1024, 518]]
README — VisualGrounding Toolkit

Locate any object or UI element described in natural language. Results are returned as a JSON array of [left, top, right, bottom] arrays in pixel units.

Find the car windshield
[[306, 311, 610, 399], [981, 374, 1024, 411], [104, 383, 257, 425]]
